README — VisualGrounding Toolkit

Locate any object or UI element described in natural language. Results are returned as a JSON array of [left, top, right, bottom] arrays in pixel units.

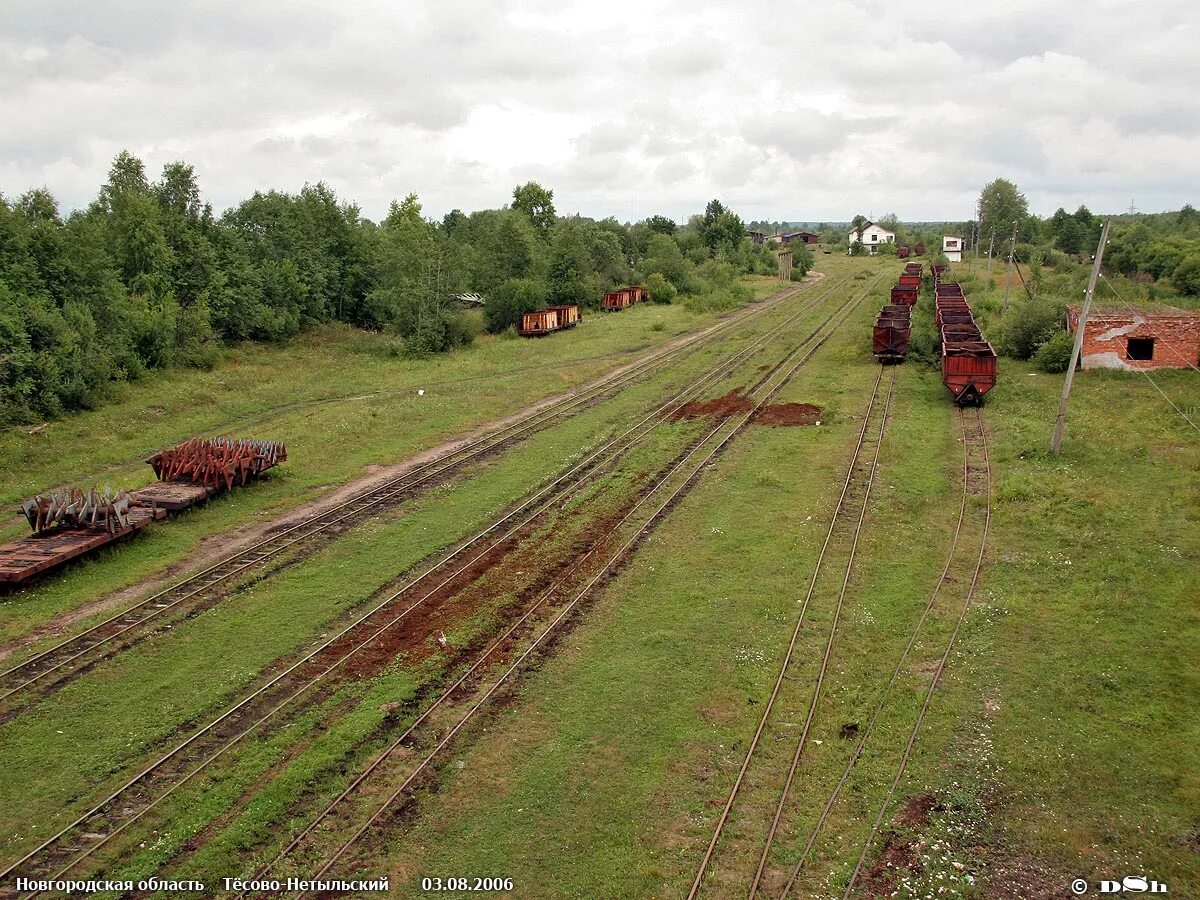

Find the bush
[[999, 298, 1066, 359], [1033, 330, 1075, 373], [1172, 255, 1200, 296], [483, 278, 546, 333], [644, 272, 677, 304]]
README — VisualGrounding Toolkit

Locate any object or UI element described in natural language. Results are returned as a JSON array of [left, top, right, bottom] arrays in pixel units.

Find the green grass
[[2, 256, 1195, 898], [0, 274, 833, 864], [0, 287, 781, 650], [333, 259, 1198, 898]]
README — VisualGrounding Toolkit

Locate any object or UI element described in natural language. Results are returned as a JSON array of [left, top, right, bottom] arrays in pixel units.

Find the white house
[[848, 222, 895, 255], [943, 235, 964, 263]]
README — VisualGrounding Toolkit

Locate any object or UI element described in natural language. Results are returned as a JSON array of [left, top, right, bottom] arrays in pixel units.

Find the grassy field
[[348, 259, 1198, 897], [0, 256, 1196, 898], [0, 275, 784, 650]]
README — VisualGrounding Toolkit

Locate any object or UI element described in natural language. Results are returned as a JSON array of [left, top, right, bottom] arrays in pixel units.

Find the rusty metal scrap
[[146, 438, 287, 491], [20, 487, 136, 535]]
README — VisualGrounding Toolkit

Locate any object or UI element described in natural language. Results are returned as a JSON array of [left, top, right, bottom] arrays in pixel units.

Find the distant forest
[[0, 152, 805, 426]]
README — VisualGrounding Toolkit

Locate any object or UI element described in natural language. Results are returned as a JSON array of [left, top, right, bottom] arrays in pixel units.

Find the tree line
[[0, 153, 804, 426]]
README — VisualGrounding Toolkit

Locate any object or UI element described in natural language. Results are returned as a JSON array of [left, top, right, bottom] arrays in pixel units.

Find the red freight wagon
[[941, 340, 997, 405], [903, 263, 923, 274], [874, 316, 911, 363], [914, 243, 926, 256], [890, 285, 919, 306], [898, 273, 922, 288], [897, 245, 910, 258]]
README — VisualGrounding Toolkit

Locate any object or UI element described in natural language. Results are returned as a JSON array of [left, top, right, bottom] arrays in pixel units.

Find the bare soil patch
[[755, 402, 822, 427], [670, 390, 822, 428]]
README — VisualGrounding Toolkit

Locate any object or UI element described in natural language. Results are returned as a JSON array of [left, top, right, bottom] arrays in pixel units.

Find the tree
[[645, 215, 676, 235], [978, 178, 1028, 247], [700, 199, 746, 253], [1172, 255, 1200, 296], [511, 182, 556, 235], [877, 213, 904, 243], [1056, 218, 1085, 255]]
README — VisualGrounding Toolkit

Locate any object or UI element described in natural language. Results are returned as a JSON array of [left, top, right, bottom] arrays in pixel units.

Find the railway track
[[0, 275, 874, 894], [688, 363, 898, 899], [233, 273, 886, 895], [0, 279, 818, 717], [832, 408, 991, 900]]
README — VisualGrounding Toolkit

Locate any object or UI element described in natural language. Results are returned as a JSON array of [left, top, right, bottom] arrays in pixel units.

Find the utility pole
[[1001, 220, 1019, 312], [984, 232, 996, 281], [1051, 219, 1111, 456]]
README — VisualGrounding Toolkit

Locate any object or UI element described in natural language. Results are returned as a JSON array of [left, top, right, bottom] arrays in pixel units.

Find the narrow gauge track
[[834, 409, 991, 900], [0, 280, 816, 716], [0, 276, 866, 895], [688, 363, 898, 900], [240, 275, 886, 896]]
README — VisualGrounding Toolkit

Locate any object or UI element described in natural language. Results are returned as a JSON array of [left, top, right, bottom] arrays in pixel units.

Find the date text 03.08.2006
[[421, 876, 514, 892]]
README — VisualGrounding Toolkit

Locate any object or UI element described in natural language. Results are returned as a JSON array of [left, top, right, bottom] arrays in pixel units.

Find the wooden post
[[1001, 220, 1019, 312], [778, 250, 793, 282], [1050, 219, 1111, 456]]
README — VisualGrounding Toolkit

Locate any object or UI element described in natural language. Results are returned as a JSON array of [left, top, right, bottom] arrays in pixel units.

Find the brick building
[[1066, 305, 1200, 371]]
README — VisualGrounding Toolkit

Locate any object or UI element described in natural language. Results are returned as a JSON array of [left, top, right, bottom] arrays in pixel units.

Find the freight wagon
[[890, 285, 919, 305], [602, 286, 646, 311], [933, 278, 997, 405], [518, 304, 580, 336], [873, 304, 912, 363], [941, 340, 997, 404]]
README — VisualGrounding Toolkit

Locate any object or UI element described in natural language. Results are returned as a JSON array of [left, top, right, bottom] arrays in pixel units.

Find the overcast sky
[[3, 0, 1197, 224]]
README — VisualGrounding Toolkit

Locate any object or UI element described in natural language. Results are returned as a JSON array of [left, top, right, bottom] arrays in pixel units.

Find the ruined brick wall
[[1069, 311, 1200, 371]]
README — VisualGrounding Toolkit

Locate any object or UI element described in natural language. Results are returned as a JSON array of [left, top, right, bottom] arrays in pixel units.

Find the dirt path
[[0, 276, 824, 663]]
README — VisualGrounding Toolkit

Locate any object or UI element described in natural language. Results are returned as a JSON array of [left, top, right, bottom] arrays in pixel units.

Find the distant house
[[943, 235, 964, 263], [780, 230, 820, 246], [1066, 305, 1200, 371], [847, 222, 895, 255], [747, 230, 766, 245]]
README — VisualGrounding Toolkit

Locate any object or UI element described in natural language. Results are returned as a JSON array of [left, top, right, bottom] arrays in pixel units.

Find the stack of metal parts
[[146, 438, 288, 492], [20, 487, 136, 535]]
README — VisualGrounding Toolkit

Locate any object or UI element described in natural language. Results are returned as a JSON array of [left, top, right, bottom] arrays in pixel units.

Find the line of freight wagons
[[870, 262, 998, 404], [517, 285, 649, 337]]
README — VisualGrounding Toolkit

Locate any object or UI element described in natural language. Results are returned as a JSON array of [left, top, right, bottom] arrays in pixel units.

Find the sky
[[3, 0, 1198, 224]]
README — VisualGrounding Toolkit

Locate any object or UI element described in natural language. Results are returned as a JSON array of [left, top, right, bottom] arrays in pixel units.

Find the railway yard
[[0, 255, 1196, 899]]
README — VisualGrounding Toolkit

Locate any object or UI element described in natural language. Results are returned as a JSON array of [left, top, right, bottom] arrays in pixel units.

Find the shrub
[[1172, 255, 1200, 296], [999, 298, 1066, 359], [1033, 330, 1075, 373], [483, 278, 546, 333], [644, 272, 677, 304]]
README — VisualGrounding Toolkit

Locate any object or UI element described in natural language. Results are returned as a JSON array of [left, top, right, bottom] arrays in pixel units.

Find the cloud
[[1, 0, 1197, 222]]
